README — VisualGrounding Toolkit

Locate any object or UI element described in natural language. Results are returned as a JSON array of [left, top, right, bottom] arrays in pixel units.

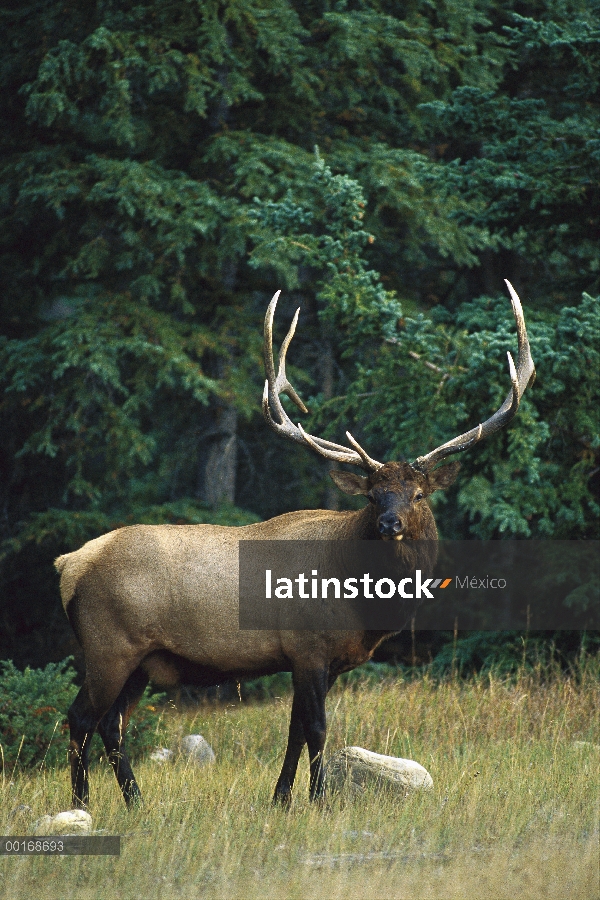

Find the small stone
[[34, 810, 93, 835], [179, 734, 215, 766], [324, 747, 433, 796], [32, 815, 53, 834], [150, 747, 174, 763]]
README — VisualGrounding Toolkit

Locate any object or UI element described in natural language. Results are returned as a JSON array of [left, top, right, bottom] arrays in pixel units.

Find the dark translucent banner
[[238, 540, 599, 631], [0, 836, 120, 855]]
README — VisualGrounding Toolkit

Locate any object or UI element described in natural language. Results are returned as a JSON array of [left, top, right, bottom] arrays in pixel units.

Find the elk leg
[[295, 667, 329, 801], [97, 668, 149, 807], [68, 683, 100, 809], [273, 691, 306, 806]]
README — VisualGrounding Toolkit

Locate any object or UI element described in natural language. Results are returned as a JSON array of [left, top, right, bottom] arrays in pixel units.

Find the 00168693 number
[[2, 839, 64, 854]]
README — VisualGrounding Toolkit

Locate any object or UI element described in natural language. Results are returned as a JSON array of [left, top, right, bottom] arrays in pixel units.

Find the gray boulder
[[180, 734, 215, 766], [324, 746, 433, 796], [150, 735, 215, 765]]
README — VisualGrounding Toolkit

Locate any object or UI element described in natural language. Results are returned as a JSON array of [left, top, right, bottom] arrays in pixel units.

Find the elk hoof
[[272, 789, 292, 809]]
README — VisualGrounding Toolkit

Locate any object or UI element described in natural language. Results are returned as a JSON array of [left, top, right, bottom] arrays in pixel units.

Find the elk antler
[[412, 280, 536, 473], [263, 291, 383, 472]]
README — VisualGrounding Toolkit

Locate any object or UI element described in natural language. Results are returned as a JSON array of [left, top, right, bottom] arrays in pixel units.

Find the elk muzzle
[[378, 511, 405, 540]]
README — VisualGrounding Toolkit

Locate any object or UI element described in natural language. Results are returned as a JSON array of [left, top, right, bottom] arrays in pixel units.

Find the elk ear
[[426, 461, 461, 493], [329, 470, 370, 495]]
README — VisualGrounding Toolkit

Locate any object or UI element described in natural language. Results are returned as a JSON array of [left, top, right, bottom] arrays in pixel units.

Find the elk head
[[327, 461, 462, 540], [263, 281, 535, 538]]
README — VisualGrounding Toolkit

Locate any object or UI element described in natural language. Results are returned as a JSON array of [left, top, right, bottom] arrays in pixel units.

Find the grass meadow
[[1, 659, 598, 900]]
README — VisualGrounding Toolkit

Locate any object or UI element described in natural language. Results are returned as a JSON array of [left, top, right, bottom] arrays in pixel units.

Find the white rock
[[34, 810, 92, 835], [32, 815, 53, 834], [324, 747, 433, 796], [180, 734, 215, 766], [150, 747, 174, 763]]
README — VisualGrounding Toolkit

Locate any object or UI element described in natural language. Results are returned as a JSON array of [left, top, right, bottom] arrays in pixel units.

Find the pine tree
[[0, 0, 597, 665]]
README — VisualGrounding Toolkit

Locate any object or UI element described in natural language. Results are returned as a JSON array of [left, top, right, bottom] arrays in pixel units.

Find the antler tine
[[346, 431, 383, 471], [297, 423, 364, 465], [412, 280, 535, 474], [262, 292, 383, 471], [264, 292, 308, 420], [505, 279, 536, 395]]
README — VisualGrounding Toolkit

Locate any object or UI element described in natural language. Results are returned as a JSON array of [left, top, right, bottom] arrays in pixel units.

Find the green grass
[[1, 659, 599, 900]]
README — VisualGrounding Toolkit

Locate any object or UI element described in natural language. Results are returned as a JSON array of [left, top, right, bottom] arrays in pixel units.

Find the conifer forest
[[0, 0, 598, 668]]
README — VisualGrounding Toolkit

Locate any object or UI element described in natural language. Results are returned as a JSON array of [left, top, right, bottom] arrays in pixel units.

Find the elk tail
[[54, 554, 70, 575]]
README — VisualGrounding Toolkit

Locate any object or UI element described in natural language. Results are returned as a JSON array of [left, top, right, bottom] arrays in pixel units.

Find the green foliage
[[0, 0, 598, 667], [419, 2, 600, 301], [429, 630, 600, 678], [249, 151, 403, 344], [0, 658, 168, 771], [240, 662, 403, 699], [337, 659, 401, 685], [1, 296, 219, 503], [0, 658, 78, 770], [328, 290, 599, 539], [235, 3, 600, 542], [0, 502, 260, 564], [241, 671, 293, 701]]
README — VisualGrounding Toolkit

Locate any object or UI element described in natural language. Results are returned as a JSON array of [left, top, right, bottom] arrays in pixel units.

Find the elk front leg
[[295, 667, 329, 801], [273, 691, 306, 806]]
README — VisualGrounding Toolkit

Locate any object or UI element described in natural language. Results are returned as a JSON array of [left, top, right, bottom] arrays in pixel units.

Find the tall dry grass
[[1, 658, 598, 900]]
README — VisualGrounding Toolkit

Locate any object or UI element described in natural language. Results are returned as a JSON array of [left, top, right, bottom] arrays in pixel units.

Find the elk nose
[[378, 513, 403, 537]]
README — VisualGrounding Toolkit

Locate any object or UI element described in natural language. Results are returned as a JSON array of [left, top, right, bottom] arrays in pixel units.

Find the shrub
[[0, 658, 167, 771], [429, 630, 600, 678], [0, 658, 78, 771]]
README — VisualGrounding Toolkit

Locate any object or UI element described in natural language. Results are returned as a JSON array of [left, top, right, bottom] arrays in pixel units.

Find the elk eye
[[415, 492, 424, 502]]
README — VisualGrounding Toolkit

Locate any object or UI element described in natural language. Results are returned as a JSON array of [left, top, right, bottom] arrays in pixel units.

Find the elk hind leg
[[97, 668, 149, 807], [68, 683, 101, 809]]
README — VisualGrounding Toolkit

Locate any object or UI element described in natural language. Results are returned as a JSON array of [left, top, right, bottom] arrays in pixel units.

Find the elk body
[[56, 282, 534, 808]]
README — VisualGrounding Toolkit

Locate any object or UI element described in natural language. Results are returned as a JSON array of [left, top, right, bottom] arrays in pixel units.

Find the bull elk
[[55, 280, 534, 808]]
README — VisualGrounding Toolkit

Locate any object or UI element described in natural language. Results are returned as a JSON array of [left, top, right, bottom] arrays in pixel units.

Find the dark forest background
[[0, 0, 598, 671]]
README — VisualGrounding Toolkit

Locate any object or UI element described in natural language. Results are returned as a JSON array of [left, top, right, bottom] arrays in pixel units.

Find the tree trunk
[[321, 337, 340, 511], [200, 243, 238, 507], [203, 405, 238, 506]]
